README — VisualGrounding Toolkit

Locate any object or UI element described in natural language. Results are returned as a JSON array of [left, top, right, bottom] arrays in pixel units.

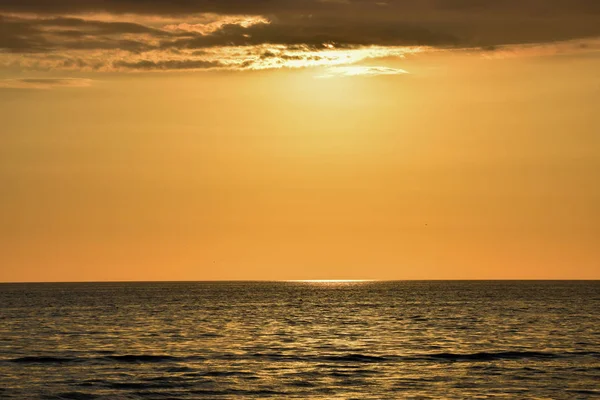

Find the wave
[[9, 356, 78, 364], [6, 350, 598, 366], [43, 392, 99, 400], [200, 371, 256, 377], [6, 354, 201, 364], [413, 350, 600, 362], [103, 355, 180, 363], [247, 350, 599, 363], [321, 354, 389, 363]]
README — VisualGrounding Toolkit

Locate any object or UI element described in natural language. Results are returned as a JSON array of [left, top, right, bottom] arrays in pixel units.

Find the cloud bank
[[0, 0, 599, 72]]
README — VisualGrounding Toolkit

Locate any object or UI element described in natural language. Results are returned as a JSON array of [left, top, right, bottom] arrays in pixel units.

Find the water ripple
[[1, 281, 598, 399]]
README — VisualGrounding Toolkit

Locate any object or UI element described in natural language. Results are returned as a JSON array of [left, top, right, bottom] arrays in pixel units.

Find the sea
[[0, 281, 598, 399]]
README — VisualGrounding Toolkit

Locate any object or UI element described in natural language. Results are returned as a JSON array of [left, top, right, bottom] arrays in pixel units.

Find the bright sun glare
[[288, 280, 376, 283]]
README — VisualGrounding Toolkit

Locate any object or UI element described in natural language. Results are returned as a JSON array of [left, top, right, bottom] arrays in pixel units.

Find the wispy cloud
[[317, 65, 409, 78], [477, 38, 600, 60], [163, 15, 269, 35], [0, 77, 92, 89]]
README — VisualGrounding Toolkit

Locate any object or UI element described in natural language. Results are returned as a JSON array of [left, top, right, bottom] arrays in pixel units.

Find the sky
[[0, 0, 599, 282]]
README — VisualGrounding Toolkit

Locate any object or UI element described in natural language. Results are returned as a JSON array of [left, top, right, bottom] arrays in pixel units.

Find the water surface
[[1, 281, 599, 398]]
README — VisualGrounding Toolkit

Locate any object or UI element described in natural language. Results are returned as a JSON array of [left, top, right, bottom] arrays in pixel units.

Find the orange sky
[[1, 1, 599, 281]]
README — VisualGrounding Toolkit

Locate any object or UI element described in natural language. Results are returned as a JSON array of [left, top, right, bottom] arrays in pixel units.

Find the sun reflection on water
[[286, 279, 376, 285]]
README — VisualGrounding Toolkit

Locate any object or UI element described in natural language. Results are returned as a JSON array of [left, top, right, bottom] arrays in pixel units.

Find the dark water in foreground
[[0, 281, 599, 399]]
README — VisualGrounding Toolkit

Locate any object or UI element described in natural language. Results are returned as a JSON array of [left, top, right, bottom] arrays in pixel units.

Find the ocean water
[[0, 281, 599, 399]]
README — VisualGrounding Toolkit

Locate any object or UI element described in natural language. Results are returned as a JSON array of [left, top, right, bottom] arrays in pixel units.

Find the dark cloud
[[161, 20, 458, 50], [0, 15, 181, 53], [0, 0, 599, 17], [0, 1, 598, 54], [36, 17, 170, 36], [0, 77, 92, 89], [113, 59, 222, 70], [0, 0, 274, 15], [1, 1, 599, 72], [0, 15, 49, 52]]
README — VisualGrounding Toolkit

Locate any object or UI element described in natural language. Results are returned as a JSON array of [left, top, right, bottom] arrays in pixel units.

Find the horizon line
[[1, 279, 599, 284]]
